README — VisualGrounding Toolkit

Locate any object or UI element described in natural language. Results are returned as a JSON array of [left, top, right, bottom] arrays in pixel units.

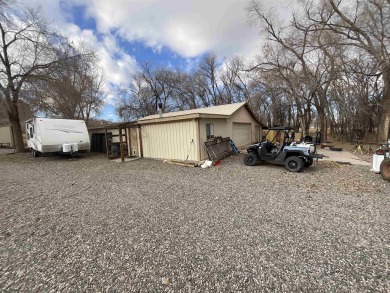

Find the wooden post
[[137, 126, 143, 157], [105, 128, 109, 159], [119, 127, 124, 162], [124, 128, 131, 156]]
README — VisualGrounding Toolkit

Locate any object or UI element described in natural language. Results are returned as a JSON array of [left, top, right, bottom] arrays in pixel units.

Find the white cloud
[[24, 0, 292, 119], [27, 0, 68, 24], [28, 0, 292, 69], [27, 0, 139, 91], [69, 0, 272, 58]]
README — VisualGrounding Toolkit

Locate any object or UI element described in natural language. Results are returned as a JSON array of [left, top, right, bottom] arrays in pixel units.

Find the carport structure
[[88, 121, 140, 161]]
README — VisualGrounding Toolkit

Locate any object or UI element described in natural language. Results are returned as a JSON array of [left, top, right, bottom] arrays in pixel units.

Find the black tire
[[304, 157, 313, 167], [244, 153, 258, 166], [32, 149, 40, 157], [380, 158, 390, 181], [284, 156, 304, 172]]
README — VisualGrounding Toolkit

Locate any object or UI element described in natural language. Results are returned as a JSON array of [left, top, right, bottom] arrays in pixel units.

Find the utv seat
[[258, 141, 275, 156]]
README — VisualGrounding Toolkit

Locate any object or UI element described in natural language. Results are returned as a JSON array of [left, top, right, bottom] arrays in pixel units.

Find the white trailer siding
[[141, 120, 199, 161], [27, 118, 90, 153]]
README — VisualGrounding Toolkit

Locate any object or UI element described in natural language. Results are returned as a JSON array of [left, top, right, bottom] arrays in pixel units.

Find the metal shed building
[[138, 102, 263, 161], [0, 125, 15, 147]]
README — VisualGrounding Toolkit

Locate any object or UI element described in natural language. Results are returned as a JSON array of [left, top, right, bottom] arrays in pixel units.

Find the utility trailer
[[26, 118, 90, 157]]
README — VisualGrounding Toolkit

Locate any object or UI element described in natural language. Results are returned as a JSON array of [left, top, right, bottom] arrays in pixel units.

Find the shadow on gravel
[[32, 152, 101, 161], [0, 151, 105, 164]]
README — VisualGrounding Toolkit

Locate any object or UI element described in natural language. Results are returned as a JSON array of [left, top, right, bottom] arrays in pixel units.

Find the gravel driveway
[[1, 152, 389, 292]]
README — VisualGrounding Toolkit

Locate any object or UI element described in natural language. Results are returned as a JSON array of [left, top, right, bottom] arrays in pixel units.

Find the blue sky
[[27, 0, 285, 121]]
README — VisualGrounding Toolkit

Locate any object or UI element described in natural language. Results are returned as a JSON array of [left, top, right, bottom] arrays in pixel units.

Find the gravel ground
[[1, 152, 389, 292]]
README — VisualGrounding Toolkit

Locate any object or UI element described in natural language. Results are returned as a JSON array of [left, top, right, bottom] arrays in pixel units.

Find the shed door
[[232, 123, 251, 147], [91, 133, 107, 153]]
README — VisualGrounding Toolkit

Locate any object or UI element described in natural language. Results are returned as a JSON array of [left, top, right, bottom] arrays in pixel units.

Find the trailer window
[[30, 127, 33, 138]]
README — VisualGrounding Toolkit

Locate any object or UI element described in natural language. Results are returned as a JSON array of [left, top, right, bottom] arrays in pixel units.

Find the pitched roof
[[138, 102, 262, 125]]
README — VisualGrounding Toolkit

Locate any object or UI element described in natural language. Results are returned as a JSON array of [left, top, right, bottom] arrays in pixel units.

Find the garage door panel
[[232, 123, 251, 147]]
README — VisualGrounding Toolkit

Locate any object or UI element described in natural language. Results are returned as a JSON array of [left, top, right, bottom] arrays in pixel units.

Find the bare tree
[[0, 5, 79, 152], [170, 70, 201, 110], [116, 73, 156, 121], [141, 62, 180, 114], [27, 49, 105, 125], [248, 0, 346, 141], [196, 53, 224, 106], [307, 0, 390, 141], [221, 56, 252, 103]]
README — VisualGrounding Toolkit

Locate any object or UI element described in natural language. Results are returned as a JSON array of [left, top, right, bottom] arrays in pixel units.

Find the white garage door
[[232, 123, 251, 147]]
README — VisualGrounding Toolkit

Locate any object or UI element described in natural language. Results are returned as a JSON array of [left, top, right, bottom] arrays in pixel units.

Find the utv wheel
[[380, 158, 390, 181], [244, 153, 258, 166], [284, 156, 304, 172], [304, 157, 313, 167]]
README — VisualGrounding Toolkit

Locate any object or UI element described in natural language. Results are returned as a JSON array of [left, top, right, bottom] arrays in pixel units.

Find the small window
[[206, 123, 214, 140], [30, 127, 34, 139]]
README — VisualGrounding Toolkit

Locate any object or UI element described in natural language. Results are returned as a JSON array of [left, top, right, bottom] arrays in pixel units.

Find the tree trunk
[[379, 70, 390, 142], [379, 106, 390, 142], [7, 99, 25, 152], [317, 108, 327, 143], [304, 106, 311, 136]]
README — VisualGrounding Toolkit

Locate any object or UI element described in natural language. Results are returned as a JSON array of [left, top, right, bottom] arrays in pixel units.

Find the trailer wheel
[[380, 158, 390, 181]]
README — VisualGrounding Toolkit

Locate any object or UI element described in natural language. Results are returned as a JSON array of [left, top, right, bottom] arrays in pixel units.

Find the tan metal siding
[[129, 128, 139, 156], [141, 120, 198, 161], [232, 123, 251, 147], [199, 119, 229, 160], [0, 125, 14, 147], [255, 126, 261, 142]]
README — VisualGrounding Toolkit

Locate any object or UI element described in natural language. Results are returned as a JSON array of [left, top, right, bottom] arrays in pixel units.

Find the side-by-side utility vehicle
[[244, 126, 322, 172]]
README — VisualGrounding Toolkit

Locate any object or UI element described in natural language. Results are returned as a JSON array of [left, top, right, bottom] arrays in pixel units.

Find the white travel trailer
[[26, 118, 90, 157]]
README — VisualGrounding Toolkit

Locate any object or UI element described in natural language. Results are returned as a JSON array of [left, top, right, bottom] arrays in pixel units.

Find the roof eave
[[138, 113, 201, 124], [199, 113, 230, 119], [88, 121, 138, 130], [244, 103, 265, 127]]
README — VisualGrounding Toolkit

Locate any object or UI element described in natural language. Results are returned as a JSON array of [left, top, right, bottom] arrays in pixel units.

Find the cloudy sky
[[26, 0, 287, 121]]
